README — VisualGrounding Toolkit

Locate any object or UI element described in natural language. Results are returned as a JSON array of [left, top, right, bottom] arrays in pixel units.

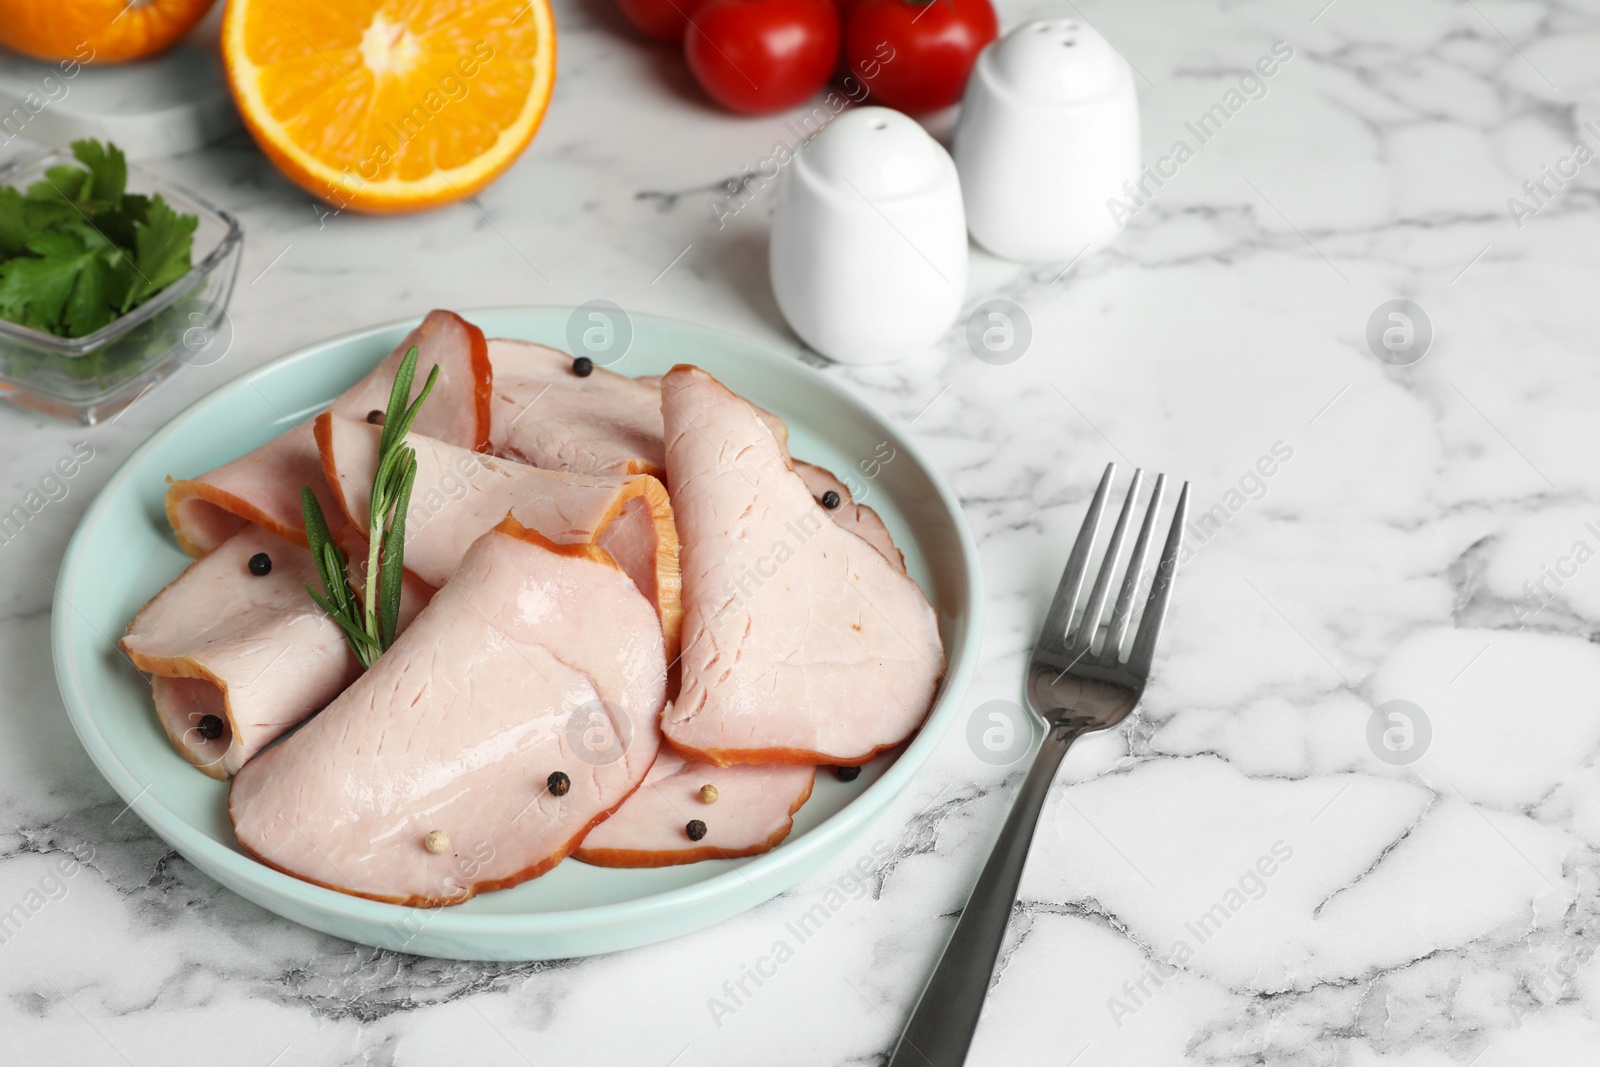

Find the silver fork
[[887, 463, 1188, 1067]]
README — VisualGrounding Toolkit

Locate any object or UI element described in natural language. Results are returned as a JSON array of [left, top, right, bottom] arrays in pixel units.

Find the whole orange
[[0, 0, 218, 64]]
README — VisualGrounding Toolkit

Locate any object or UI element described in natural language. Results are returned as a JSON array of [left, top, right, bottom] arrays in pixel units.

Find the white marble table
[[4, 0, 1598, 1063]]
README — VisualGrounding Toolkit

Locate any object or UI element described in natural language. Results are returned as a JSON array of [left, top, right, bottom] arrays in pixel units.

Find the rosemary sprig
[[301, 343, 440, 668]]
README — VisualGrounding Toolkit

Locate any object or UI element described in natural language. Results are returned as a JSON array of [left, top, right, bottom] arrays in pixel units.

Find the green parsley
[[0, 139, 198, 338]]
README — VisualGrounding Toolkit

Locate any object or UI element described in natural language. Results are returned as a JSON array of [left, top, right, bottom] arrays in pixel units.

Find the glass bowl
[[0, 149, 243, 424]]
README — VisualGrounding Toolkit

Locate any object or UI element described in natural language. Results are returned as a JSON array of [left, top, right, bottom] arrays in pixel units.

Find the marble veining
[[3, 0, 1600, 1062]]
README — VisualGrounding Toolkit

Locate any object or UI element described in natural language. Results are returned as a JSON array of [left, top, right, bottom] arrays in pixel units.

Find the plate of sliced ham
[[52, 307, 981, 960]]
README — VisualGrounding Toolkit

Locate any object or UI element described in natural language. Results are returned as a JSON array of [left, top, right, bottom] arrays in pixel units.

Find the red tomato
[[844, 0, 997, 112], [617, 0, 710, 43], [685, 0, 841, 114]]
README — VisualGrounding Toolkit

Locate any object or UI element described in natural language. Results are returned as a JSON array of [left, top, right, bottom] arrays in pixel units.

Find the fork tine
[[1127, 482, 1189, 678], [1106, 473, 1166, 658], [1036, 464, 1114, 653], [1074, 468, 1144, 650]]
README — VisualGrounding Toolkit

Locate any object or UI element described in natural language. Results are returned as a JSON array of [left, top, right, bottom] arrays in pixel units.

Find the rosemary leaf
[[379, 446, 417, 647], [392, 364, 440, 441], [378, 344, 418, 457], [301, 487, 373, 666], [301, 485, 334, 559], [309, 587, 379, 663]]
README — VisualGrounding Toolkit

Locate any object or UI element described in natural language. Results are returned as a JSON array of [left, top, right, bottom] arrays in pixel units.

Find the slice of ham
[[488, 340, 789, 479], [643, 378, 902, 572], [637, 371, 789, 448], [121, 526, 433, 779], [316, 412, 683, 661], [490, 339, 669, 477], [794, 460, 906, 573], [659, 365, 945, 767], [122, 528, 358, 779], [575, 751, 814, 867], [229, 518, 668, 907], [165, 310, 491, 556]]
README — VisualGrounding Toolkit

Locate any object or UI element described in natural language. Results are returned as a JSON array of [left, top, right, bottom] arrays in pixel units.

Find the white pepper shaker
[[953, 18, 1140, 262], [770, 106, 967, 365]]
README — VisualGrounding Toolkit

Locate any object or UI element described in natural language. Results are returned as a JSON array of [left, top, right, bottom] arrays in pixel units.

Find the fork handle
[[887, 724, 1079, 1067]]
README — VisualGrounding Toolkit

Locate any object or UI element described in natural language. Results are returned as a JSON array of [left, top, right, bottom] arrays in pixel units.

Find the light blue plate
[[52, 308, 981, 961]]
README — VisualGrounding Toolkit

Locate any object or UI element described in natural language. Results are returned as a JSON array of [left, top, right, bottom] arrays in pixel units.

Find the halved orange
[[222, 0, 556, 214]]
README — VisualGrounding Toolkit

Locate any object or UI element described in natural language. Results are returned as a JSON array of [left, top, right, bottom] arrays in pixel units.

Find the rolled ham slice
[[165, 310, 491, 556], [121, 527, 433, 779], [793, 460, 906, 573], [229, 518, 668, 907], [660, 365, 945, 767], [121, 528, 360, 779], [316, 412, 683, 661], [575, 752, 814, 867], [488, 340, 789, 479]]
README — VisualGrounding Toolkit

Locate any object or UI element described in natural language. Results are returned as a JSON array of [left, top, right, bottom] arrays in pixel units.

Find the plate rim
[[52, 306, 983, 940]]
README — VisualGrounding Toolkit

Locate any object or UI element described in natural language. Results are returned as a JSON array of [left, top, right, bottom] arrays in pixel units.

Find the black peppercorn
[[248, 552, 272, 576], [685, 819, 707, 841], [197, 715, 225, 741], [834, 765, 860, 782], [821, 490, 841, 509], [366, 409, 385, 425], [572, 356, 594, 377], [547, 771, 571, 796]]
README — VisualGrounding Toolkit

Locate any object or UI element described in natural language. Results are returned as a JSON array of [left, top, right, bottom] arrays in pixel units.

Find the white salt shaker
[[953, 18, 1140, 262], [770, 106, 967, 365]]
